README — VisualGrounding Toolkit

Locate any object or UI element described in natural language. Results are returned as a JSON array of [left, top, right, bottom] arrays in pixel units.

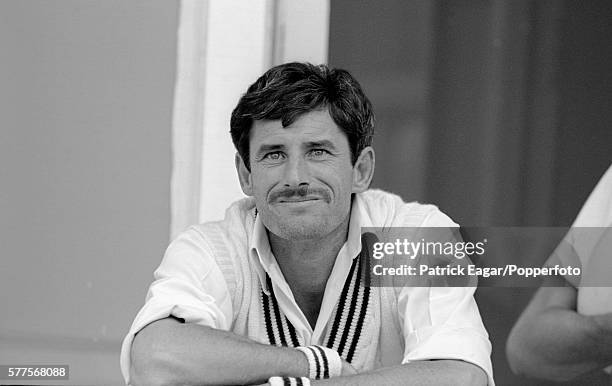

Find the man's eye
[[309, 149, 328, 157], [264, 151, 284, 160]]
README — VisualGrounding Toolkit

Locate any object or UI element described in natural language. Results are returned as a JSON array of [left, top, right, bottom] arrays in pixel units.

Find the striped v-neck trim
[[260, 252, 372, 364]]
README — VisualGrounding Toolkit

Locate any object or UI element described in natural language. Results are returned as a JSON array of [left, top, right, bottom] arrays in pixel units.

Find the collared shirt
[[553, 164, 612, 313], [120, 189, 494, 384]]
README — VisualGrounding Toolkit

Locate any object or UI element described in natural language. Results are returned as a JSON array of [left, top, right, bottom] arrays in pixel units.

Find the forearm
[[130, 317, 308, 386], [508, 306, 612, 380], [310, 360, 486, 386]]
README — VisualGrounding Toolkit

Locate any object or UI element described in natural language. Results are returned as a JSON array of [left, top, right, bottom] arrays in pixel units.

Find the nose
[[283, 156, 310, 188]]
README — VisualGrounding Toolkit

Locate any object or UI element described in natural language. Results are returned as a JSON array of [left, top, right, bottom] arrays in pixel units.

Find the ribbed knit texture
[[260, 252, 373, 366]]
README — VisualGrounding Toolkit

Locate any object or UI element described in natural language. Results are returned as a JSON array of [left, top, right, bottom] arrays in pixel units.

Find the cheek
[[322, 168, 354, 199], [253, 182, 273, 199], [251, 171, 278, 200], [335, 164, 355, 188]]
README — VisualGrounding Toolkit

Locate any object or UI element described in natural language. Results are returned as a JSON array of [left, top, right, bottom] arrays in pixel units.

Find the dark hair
[[230, 62, 375, 171]]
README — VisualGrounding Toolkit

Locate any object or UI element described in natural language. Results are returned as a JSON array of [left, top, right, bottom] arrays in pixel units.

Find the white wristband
[[296, 345, 342, 379], [268, 376, 311, 386]]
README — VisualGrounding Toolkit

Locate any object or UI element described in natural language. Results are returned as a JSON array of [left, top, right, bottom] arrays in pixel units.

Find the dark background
[[330, 1, 612, 385]]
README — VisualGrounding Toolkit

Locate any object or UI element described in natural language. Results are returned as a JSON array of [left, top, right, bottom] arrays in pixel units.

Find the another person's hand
[[590, 312, 612, 336]]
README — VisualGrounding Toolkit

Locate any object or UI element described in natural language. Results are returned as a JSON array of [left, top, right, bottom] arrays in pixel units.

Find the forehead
[[250, 109, 348, 148]]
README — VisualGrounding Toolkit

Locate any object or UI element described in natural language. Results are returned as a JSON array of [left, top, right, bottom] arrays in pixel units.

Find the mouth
[[278, 197, 320, 204]]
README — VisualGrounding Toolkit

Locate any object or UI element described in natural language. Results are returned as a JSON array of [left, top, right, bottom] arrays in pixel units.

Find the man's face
[[238, 109, 360, 241]]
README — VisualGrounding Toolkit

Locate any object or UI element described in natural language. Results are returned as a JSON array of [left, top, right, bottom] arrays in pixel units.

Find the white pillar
[[171, 0, 330, 237]]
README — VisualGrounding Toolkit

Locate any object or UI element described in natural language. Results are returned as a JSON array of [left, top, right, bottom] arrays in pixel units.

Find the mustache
[[269, 186, 331, 202]]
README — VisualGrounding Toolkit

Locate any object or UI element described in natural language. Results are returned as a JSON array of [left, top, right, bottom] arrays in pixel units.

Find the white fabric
[[552, 164, 612, 375], [268, 376, 311, 386], [120, 189, 494, 384], [567, 164, 612, 315], [296, 346, 341, 379]]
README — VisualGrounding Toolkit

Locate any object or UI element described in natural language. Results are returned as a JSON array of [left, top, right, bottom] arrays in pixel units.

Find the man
[[120, 62, 493, 385], [507, 164, 612, 381]]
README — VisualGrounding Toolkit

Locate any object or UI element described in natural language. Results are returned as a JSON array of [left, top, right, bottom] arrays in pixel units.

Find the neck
[[268, 213, 350, 295]]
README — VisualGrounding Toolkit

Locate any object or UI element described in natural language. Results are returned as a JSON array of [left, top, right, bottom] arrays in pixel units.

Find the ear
[[352, 146, 375, 193], [235, 153, 253, 196]]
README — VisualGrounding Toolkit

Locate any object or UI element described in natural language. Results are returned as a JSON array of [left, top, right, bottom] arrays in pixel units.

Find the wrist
[[279, 347, 310, 378], [268, 376, 311, 386], [295, 345, 342, 379]]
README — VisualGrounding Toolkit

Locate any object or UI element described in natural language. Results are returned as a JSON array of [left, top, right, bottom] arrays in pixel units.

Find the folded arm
[[308, 360, 486, 386], [507, 262, 612, 380], [130, 314, 487, 386], [130, 316, 310, 386]]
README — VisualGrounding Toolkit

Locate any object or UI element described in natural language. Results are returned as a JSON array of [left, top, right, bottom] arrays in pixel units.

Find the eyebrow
[[254, 144, 285, 159], [305, 140, 337, 151]]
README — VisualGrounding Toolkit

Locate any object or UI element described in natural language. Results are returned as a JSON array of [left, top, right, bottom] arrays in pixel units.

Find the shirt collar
[[249, 193, 373, 293]]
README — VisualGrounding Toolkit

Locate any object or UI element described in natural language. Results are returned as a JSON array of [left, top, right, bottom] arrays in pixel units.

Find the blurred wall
[[427, 2, 612, 384], [0, 1, 178, 384], [426, 0, 612, 229], [553, 0, 612, 225], [329, 0, 434, 202]]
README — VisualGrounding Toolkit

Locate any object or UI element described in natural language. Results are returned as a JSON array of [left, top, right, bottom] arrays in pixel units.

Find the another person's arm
[[507, 164, 612, 381], [506, 253, 612, 381]]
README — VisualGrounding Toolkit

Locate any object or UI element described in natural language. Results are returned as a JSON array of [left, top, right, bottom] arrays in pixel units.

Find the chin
[[271, 218, 329, 241]]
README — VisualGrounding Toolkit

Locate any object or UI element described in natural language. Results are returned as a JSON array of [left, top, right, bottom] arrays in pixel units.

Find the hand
[[590, 312, 612, 335], [340, 359, 358, 376]]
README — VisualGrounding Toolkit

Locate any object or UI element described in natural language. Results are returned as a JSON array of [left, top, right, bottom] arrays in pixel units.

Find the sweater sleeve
[[396, 208, 495, 385]]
